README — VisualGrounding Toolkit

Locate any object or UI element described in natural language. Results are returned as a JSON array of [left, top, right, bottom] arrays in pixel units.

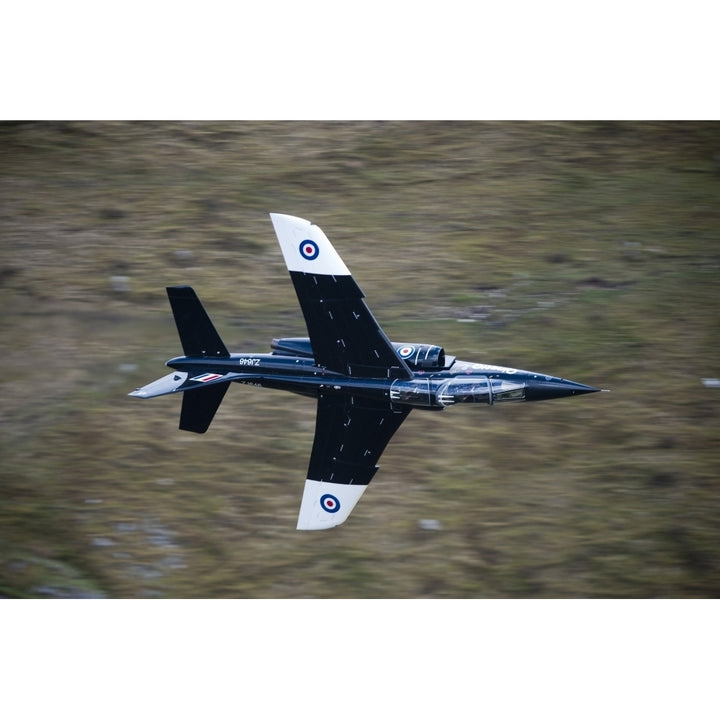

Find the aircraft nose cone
[[525, 377, 600, 401]]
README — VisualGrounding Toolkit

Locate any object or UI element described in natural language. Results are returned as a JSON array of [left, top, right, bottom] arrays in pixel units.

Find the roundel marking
[[398, 345, 415, 359], [299, 239, 319, 261], [320, 493, 341, 514]]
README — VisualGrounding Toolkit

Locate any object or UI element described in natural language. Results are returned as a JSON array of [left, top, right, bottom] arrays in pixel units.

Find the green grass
[[1, 121, 719, 597]]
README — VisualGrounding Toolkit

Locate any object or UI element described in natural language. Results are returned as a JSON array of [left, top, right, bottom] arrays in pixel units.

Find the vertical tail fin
[[166, 286, 229, 358]]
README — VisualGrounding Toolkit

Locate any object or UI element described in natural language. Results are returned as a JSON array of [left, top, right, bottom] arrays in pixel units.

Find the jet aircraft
[[131, 213, 601, 529]]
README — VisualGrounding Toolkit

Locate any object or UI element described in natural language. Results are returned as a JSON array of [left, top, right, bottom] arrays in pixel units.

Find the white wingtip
[[270, 213, 351, 277], [296, 479, 368, 530]]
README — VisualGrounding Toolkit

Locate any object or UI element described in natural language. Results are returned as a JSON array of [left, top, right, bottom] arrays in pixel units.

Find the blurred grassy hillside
[[0, 121, 718, 597]]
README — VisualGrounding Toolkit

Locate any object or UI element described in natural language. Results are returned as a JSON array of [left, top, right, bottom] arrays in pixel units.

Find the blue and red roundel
[[299, 239, 319, 261], [398, 345, 415, 359], [320, 493, 341, 513]]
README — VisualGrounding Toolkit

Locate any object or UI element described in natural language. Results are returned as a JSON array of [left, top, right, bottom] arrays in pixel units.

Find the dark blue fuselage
[[166, 345, 598, 411]]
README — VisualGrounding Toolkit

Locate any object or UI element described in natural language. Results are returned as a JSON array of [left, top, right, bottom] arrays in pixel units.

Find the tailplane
[[167, 286, 230, 358], [166, 286, 231, 433], [129, 286, 234, 434], [180, 383, 229, 433]]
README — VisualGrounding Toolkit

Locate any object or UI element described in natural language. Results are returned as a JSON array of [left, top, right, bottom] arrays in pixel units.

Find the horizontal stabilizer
[[180, 383, 229, 433], [167, 286, 229, 358]]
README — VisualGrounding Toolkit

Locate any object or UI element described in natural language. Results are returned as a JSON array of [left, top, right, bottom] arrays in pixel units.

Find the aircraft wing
[[270, 213, 413, 380], [296, 393, 411, 529]]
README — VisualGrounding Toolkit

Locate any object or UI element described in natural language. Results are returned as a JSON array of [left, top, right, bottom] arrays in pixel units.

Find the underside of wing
[[297, 393, 411, 530], [270, 213, 412, 380]]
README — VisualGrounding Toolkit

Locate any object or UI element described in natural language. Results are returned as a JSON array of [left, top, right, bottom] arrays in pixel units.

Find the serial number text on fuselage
[[238, 357, 261, 366]]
